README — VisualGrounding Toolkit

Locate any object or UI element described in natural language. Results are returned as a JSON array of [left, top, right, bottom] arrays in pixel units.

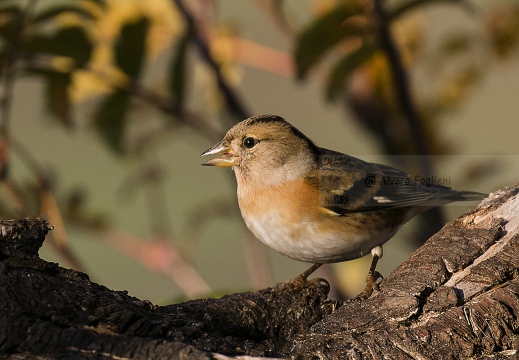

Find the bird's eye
[[242, 137, 259, 149]]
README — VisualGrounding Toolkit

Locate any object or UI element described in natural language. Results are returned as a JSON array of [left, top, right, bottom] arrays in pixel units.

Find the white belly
[[241, 209, 394, 263]]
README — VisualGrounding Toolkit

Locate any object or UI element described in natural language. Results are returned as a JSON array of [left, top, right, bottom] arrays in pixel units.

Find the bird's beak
[[201, 141, 238, 167]]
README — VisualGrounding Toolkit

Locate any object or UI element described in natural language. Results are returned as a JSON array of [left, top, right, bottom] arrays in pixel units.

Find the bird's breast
[[236, 179, 396, 263]]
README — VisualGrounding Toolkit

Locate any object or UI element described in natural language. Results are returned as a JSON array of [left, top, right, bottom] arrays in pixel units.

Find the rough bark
[[0, 184, 518, 359]]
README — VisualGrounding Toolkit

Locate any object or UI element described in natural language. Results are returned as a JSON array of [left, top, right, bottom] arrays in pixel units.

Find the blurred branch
[[231, 36, 293, 77], [183, 198, 273, 290], [0, 0, 86, 272], [243, 231, 272, 289], [0, 0, 40, 181], [373, 0, 445, 234], [68, 155, 213, 298], [68, 170, 212, 298], [95, 227, 211, 299], [80, 64, 223, 148], [255, 0, 298, 39], [0, 0, 38, 137], [373, 0, 431, 169], [0, 50, 15, 141], [40, 188, 86, 271], [172, 0, 251, 121], [130, 81, 224, 143], [119, 159, 174, 238], [10, 138, 87, 272]]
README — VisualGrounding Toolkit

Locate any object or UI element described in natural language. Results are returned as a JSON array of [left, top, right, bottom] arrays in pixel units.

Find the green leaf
[[168, 31, 190, 111], [31, 5, 96, 24], [326, 43, 378, 101], [25, 26, 92, 66], [115, 17, 150, 78], [95, 90, 129, 153], [294, 4, 368, 79], [46, 71, 72, 126], [23, 67, 73, 126]]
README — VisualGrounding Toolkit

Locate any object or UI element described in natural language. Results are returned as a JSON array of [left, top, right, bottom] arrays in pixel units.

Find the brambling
[[201, 114, 486, 299]]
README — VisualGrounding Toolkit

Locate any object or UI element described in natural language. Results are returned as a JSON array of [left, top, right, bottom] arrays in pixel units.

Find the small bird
[[201, 114, 485, 299]]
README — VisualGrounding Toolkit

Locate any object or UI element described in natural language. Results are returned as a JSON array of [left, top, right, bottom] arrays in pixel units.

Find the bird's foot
[[272, 275, 328, 295], [354, 271, 383, 301], [270, 263, 325, 297]]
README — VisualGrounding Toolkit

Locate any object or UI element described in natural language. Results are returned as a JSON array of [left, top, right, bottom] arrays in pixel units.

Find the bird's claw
[[355, 271, 383, 301], [271, 276, 328, 296]]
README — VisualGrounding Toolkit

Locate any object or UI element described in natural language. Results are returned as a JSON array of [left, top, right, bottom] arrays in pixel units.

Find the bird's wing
[[310, 148, 459, 214]]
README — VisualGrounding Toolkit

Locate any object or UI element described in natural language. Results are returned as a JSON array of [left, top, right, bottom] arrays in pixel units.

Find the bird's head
[[201, 115, 320, 186]]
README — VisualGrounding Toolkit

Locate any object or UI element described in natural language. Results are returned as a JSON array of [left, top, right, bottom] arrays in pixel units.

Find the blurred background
[[0, 0, 517, 303]]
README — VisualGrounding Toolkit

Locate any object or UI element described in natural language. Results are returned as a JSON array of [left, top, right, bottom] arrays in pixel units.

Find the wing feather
[[312, 148, 471, 214]]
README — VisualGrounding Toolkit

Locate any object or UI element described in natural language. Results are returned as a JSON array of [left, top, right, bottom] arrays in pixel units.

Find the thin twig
[[172, 0, 251, 121]]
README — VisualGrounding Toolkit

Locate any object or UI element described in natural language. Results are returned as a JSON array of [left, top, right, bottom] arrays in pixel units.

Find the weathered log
[[0, 184, 517, 359]]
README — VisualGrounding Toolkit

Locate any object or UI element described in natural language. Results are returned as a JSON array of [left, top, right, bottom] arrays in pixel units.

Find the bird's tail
[[419, 189, 486, 208], [447, 190, 487, 202]]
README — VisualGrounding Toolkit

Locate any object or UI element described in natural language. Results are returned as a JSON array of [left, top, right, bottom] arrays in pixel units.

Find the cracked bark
[[0, 184, 518, 359]]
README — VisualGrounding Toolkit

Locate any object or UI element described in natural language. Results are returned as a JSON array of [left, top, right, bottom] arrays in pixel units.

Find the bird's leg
[[293, 263, 323, 287], [272, 263, 324, 294], [355, 246, 383, 300]]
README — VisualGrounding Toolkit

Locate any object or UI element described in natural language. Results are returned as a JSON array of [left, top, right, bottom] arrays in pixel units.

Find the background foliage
[[0, 0, 517, 302]]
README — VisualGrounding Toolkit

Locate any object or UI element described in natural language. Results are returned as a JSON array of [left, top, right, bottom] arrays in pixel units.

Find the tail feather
[[421, 188, 487, 207], [448, 190, 487, 201]]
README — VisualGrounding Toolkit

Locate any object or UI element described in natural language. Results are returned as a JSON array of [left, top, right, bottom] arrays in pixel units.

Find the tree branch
[[1, 183, 518, 359], [373, 0, 430, 164], [373, 0, 446, 240]]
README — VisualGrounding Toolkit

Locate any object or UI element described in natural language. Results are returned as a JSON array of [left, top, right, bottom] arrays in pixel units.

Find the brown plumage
[[201, 114, 486, 298]]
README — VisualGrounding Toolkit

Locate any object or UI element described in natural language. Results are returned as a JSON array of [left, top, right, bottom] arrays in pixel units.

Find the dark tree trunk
[[1, 184, 518, 359]]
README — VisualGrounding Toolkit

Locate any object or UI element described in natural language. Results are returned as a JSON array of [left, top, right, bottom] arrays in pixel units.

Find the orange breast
[[238, 178, 319, 223], [236, 177, 405, 262]]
